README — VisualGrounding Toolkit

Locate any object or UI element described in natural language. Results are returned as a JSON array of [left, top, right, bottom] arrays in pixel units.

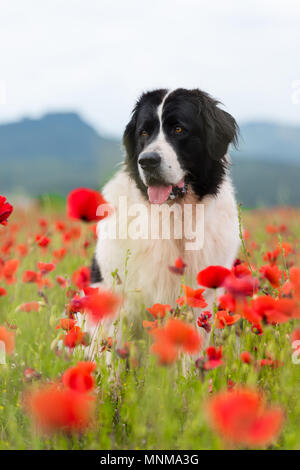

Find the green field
[[1, 202, 300, 450]]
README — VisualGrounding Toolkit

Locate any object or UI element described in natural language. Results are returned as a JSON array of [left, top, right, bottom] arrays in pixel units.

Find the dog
[[88, 88, 240, 352]]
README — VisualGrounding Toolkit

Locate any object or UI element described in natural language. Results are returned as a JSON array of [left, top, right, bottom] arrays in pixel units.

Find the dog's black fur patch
[[90, 255, 103, 284], [123, 88, 238, 200], [123, 89, 168, 195]]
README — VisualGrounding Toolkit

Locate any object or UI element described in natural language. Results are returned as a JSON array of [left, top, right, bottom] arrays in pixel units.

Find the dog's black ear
[[123, 108, 138, 159], [199, 91, 238, 161]]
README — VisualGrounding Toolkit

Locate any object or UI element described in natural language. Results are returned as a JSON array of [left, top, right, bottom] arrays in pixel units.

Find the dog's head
[[123, 88, 238, 204]]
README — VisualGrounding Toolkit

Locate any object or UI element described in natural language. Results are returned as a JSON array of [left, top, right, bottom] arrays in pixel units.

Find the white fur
[[138, 91, 185, 185], [86, 166, 240, 353]]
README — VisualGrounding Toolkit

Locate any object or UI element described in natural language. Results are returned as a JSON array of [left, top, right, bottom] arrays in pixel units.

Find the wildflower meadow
[[1, 191, 300, 450]]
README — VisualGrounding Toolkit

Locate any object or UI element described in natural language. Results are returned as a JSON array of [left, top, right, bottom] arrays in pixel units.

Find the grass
[[1, 203, 300, 450]]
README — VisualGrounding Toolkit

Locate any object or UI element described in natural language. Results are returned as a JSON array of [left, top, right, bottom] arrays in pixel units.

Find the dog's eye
[[141, 130, 148, 137], [175, 126, 183, 134]]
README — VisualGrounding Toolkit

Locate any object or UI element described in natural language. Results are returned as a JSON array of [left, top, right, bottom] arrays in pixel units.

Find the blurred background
[[0, 0, 299, 207]]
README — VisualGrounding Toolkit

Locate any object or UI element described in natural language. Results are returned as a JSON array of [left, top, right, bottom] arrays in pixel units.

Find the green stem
[[238, 203, 253, 273]]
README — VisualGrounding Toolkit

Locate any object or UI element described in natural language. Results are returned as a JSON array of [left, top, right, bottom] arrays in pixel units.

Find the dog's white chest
[[94, 169, 240, 311]]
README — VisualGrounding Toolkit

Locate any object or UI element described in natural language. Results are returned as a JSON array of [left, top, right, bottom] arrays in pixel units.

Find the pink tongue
[[147, 185, 172, 204]]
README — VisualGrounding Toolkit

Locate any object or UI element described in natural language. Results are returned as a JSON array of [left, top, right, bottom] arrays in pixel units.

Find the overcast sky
[[0, 0, 299, 137]]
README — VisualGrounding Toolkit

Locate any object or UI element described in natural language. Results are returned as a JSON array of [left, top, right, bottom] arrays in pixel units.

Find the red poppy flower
[[0, 195, 13, 226], [69, 227, 81, 240], [1, 238, 14, 256], [168, 257, 187, 275], [22, 270, 39, 283], [259, 265, 282, 288], [206, 387, 284, 447], [53, 247, 67, 261], [17, 244, 29, 257], [35, 235, 51, 249], [215, 310, 240, 329], [83, 286, 99, 296], [0, 325, 15, 354], [81, 290, 122, 324], [3, 259, 19, 284], [240, 351, 252, 364], [67, 188, 109, 222], [83, 240, 91, 250], [26, 384, 95, 433], [233, 258, 242, 267], [251, 323, 263, 335], [152, 318, 202, 357], [243, 229, 250, 240], [62, 362, 96, 393], [263, 249, 280, 265], [55, 221, 66, 232], [223, 274, 258, 297], [56, 318, 77, 331], [279, 224, 287, 232], [72, 266, 91, 290], [197, 265, 230, 289], [242, 304, 263, 325], [68, 295, 85, 315], [116, 343, 130, 359], [38, 262, 56, 276], [289, 267, 300, 301], [0, 287, 7, 296], [146, 303, 171, 319], [252, 296, 276, 315], [266, 224, 279, 234], [218, 292, 237, 312], [282, 280, 293, 296], [142, 319, 158, 330], [197, 311, 212, 333], [63, 232, 72, 244], [176, 285, 207, 308], [164, 318, 201, 354], [39, 218, 48, 229], [204, 346, 223, 370], [8, 223, 19, 234], [250, 296, 300, 325], [56, 276, 67, 288], [272, 298, 300, 323], [19, 302, 40, 313], [63, 326, 86, 349], [259, 358, 283, 368], [277, 242, 293, 257], [38, 277, 52, 289], [150, 340, 178, 365], [232, 263, 252, 278]]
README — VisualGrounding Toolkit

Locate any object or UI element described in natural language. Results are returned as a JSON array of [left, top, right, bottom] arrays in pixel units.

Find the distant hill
[[232, 121, 300, 164], [231, 121, 300, 206], [231, 157, 300, 207], [0, 112, 122, 195], [0, 113, 300, 207]]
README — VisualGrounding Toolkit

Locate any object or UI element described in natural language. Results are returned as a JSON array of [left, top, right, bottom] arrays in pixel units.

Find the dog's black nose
[[138, 152, 161, 170]]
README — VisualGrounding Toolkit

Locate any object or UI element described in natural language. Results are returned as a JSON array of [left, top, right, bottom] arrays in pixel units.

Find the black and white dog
[[89, 88, 240, 344]]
